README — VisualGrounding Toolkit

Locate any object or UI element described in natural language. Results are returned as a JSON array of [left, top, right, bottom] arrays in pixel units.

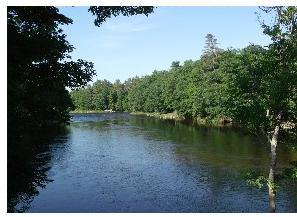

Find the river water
[[7, 113, 297, 212]]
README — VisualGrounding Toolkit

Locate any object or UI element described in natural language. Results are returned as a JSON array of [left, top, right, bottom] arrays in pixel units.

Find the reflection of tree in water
[[7, 126, 70, 212], [130, 116, 297, 211], [130, 117, 297, 170], [71, 119, 129, 131]]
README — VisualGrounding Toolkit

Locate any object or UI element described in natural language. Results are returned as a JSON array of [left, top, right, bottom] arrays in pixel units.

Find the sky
[[58, 6, 272, 83]]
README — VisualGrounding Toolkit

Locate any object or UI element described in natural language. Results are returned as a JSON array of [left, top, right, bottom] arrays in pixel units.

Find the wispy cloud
[[104, 23, 153, 33], [97, 42, 120, 49], [130, 26, 151, 32]]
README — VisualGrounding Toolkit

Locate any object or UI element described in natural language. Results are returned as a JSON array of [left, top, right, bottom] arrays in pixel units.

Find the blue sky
[[58, 6, 272, 83]]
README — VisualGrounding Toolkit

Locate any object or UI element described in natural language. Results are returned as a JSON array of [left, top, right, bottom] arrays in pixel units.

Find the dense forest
[[70, 34, 257, 122], [71, 33, 297, 129]]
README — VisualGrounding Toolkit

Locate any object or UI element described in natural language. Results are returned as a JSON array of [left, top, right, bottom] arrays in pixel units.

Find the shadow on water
[[7, 126, 71, 212]]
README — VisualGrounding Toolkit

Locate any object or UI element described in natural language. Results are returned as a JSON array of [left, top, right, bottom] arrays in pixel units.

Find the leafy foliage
[[245, 170, 280, 191], [283, 161, 297, 181], [88, 6, 154, 27], [8, 6, 155, 130], [245, 171, 267, 189], [7, 6, 95, 131]]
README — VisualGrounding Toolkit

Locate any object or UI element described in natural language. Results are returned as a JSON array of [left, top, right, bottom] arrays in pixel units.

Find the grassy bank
[[130, 111, 233, 127]]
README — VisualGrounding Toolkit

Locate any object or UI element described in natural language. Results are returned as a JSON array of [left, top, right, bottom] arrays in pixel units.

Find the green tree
[[71, 85, 94, 111], [88, 6, 154, 27], [201, 33, 223, 71], [107, 79, 126, 111], [170, 61, 180, 68], [8, 6, 155, 131], [7, 6, 95, 131], [203, 33, 220, 56], [127, 76, 147, 112], [260, 7, 297, 212], [171, 60, 196, 118], [225, 7, 297, 212], [92, 80, 112, 110]]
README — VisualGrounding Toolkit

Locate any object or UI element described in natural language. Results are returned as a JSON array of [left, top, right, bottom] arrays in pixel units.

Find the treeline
[[71, 33, 296, 125]]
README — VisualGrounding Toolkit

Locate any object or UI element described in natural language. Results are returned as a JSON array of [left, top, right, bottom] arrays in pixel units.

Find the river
[[7, 113, 297, 212]]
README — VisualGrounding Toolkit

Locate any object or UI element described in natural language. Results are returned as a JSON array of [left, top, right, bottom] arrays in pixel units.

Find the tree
[[92, 80, 112, 110], [201, 33, 223, 71], [7, 6, 95, 132], [110, 80, 126, 111], [203, 33, 220, 56], [260, 7, 297, 212], [71, 85, 94, 111], [171, 61, 180, 68], [225, 7, 297, 212], [88, 6, 154, 27], [8, 6, 155, 132]]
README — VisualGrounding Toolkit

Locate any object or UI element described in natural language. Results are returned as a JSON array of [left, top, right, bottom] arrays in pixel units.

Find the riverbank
[[71, 110, 233, 127], [130, 111, 185, 121], [70, 110, 115, 114], [130, 111, 232, 127]]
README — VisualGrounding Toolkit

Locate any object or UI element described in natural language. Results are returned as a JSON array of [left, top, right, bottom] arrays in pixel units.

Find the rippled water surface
[[8, 113, 297, 212]]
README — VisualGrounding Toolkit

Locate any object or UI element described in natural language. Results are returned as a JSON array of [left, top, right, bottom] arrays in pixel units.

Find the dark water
[[7, 113, 297, 212]]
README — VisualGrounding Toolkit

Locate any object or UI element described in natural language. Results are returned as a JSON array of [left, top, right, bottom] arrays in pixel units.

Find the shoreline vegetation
[[70, 109, 115, 114], [70, 32, 297, 136], [71, 110, 295, 132], [130, 111, 185, 121], [130, 111, 232, 126], [71, 110, 233, 127]]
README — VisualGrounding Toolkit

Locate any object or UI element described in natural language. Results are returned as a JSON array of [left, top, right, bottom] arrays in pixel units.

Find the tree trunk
[[268, 124, 279, 213]]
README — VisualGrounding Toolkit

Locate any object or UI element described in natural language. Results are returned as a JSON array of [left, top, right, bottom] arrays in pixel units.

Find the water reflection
[[128, 116, 297, 212], [7, 113, 297, 212], [7, 127, 71, 212], [129, 116, 297, 170]]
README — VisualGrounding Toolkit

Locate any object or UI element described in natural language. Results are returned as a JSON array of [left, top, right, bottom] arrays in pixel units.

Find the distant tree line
[[71, 34, 296, 127]]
